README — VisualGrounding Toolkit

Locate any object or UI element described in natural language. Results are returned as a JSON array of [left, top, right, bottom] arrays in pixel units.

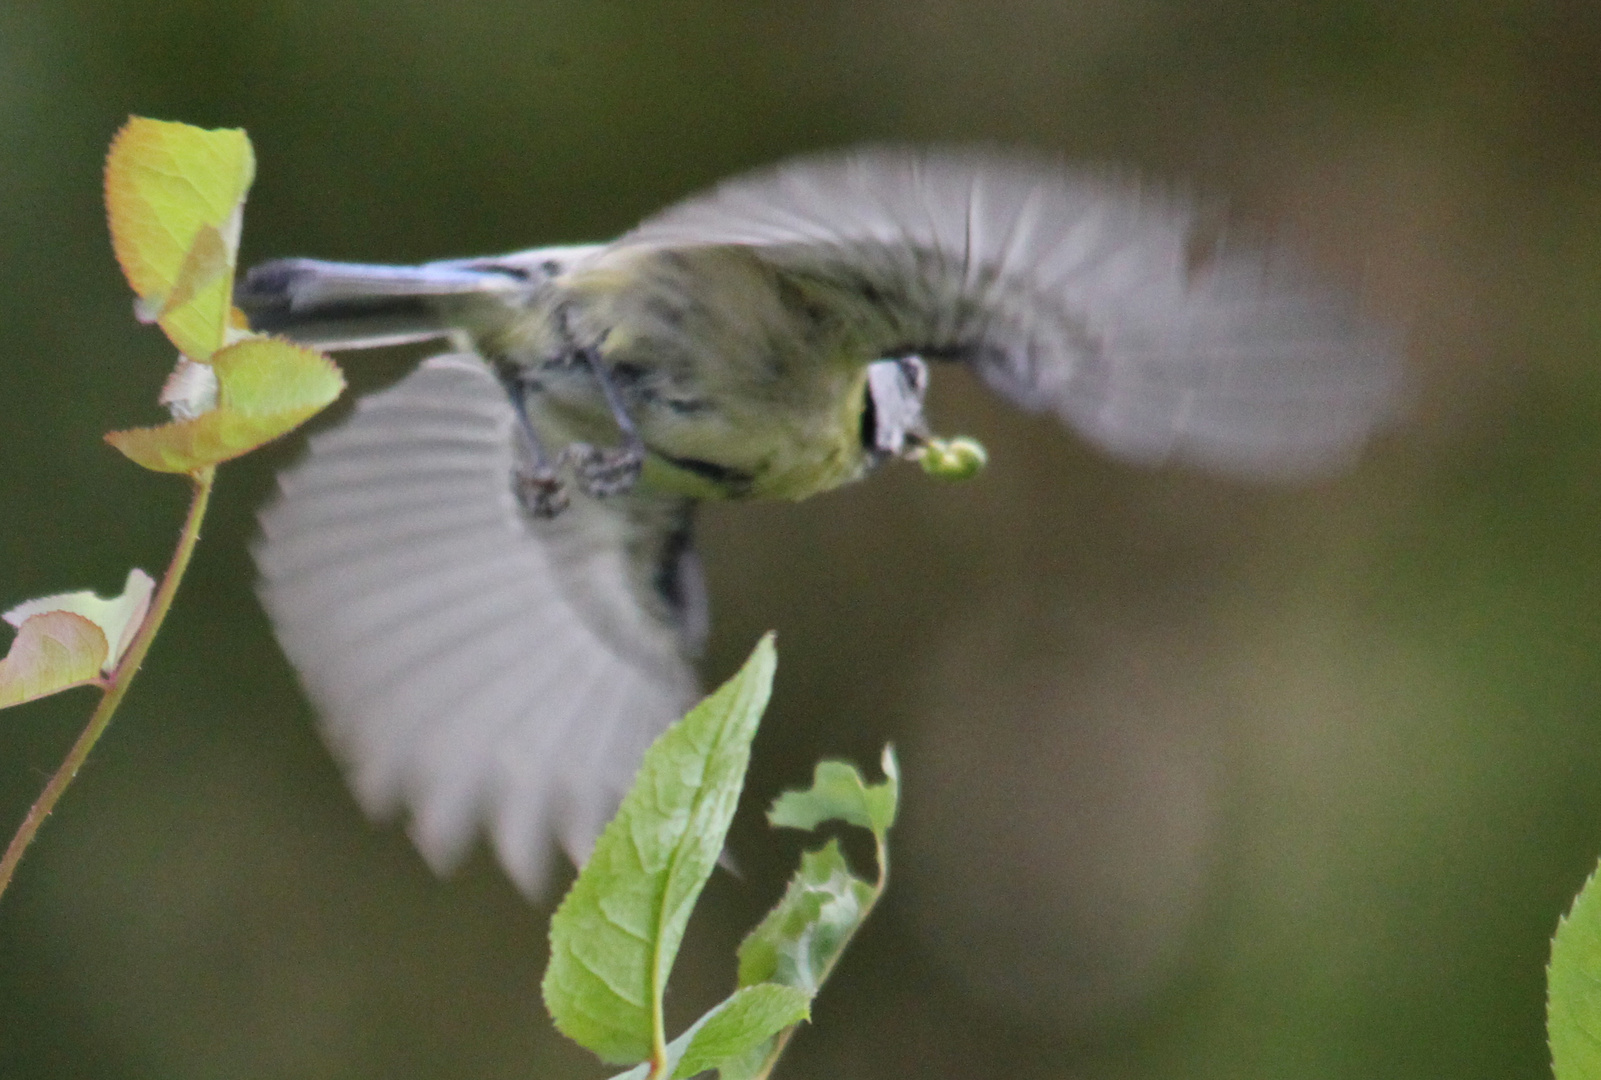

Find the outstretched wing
[[255, 352, 704, 895], [620, 146, 1400, 478]]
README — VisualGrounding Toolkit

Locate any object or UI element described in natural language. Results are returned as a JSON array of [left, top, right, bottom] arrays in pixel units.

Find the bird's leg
[[500, 369, 570, 520], [562, 347, 646, 498]]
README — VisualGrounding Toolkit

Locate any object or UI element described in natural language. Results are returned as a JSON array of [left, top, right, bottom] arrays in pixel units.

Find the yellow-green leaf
[[0, 612, 108, 709], [154, 223, 235, 360], [106, 338, 344, 473], [3, 569, 155, 674], [105, 116, 254, 359], [211, 335, 345, 415]]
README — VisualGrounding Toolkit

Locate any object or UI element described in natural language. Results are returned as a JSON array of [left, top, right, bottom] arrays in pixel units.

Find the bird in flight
[[238, 146, 1399, 895]]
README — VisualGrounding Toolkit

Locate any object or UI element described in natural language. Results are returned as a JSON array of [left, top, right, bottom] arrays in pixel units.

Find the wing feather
[[255, 352, 702, 895], [621, 146, 1399, 477]]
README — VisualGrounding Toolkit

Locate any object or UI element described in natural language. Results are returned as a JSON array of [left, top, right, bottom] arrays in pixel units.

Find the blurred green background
[[2, 1, 1600, 1077]]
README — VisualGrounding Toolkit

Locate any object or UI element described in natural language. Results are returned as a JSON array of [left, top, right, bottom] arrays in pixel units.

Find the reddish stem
[[0, 466, 215, 903]]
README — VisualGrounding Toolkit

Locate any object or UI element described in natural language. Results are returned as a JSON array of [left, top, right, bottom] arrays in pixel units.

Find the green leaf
[[737, 840, 875, 994], [767, 745, 899, 840], [0, 612, 108, 709], [602, 984, 810, 1080], [1551, 859, 1601, 1079], [4, 569, 155, 674], [106, 337, 344, 473], [672, 984, 811, 1079], [706, 1039, 771, 1080], [725, 839, 879, 1079], [105, 116, 254, 360], [544, 634, 777, 1067], [603, 1006, 716, 1080]]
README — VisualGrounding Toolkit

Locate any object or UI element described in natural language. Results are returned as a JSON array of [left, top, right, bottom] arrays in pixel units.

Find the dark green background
[[2, 2, 1600, 1077]]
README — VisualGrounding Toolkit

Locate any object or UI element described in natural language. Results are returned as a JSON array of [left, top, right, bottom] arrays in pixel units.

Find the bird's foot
[[563, 442, 644, 498], [513, 466, 570, 519]]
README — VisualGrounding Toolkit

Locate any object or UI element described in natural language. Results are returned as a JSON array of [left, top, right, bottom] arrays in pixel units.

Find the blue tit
[[238, 147, 1399, 895]]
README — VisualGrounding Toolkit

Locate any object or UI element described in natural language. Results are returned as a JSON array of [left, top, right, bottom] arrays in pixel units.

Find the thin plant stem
[[0, 465, 216, 903]]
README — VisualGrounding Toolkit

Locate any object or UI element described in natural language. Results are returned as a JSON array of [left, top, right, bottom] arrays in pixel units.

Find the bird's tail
[[235, 245, 603, 351]]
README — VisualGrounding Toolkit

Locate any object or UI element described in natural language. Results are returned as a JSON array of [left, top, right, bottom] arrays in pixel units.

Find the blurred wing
[[254, 352, 703, 895], [621, 146, 1401, 478]]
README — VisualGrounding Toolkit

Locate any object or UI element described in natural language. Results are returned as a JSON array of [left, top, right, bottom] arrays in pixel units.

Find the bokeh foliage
[[1, 2, 1599, 1079]]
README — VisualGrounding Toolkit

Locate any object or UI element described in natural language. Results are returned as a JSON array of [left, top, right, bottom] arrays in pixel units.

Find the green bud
[[918, 436, 988, 481]]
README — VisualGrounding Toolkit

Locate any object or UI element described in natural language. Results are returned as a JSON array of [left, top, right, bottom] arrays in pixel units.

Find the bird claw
[[513, 467, 570, 519], [564, 442, 644, 498]]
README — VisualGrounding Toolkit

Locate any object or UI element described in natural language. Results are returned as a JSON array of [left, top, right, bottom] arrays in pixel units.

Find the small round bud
[[919, 436, 988, 481]]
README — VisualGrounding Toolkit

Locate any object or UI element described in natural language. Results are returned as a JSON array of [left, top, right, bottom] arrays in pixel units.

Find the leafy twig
[[0, 466, 214, 901], [0, 117, 342, 905]]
